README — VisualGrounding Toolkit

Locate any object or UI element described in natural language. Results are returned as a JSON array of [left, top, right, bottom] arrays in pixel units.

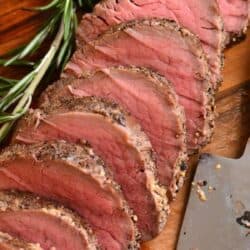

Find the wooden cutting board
[[0, 1, 249, 249]]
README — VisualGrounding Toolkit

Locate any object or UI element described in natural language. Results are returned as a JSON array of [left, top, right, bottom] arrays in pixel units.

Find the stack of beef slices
[[13, 98, 168, 242], [76, 0, 224, 87], [1, 0, 249, 249], [39, 66, 187, 197], [0, 141, 140, 249], [64, 19, 215, 154]]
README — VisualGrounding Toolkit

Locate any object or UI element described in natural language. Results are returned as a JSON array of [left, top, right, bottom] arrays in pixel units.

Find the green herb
[[0, 0, 94, 143]]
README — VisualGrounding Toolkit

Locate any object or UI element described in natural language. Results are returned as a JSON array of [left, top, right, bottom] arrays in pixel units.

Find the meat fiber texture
[[0, 191, 98, 250], [0, 141, 139, 250], [217, 0, 248, 43], [77, 0, 224, 88], [64, 19, 215, 153], [39, 66, 188, 197], [0, 232, 42, 250], [12, 97, 168, 241]]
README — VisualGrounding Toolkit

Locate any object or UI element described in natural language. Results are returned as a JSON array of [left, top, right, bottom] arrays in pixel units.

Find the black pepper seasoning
[[180, 161, 187, 171]]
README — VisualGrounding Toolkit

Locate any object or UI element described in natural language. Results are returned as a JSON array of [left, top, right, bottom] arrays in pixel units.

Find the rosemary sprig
[[3, 13, 62, 67], [0, 0, 94, 143], [0, 59, 34, 67]]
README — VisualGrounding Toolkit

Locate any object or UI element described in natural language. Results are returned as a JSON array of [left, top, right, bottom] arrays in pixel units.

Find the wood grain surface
[[0, 1, 249, 249]]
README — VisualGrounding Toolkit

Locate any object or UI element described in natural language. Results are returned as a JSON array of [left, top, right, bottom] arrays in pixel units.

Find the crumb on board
[[196, 185, 207, 201], [236, 211, 250, 229], [192, 180, 207, 187], [215, 163, 222, 169], [242, 220, 250, 228], [197, 180, 207, 186], [208, 186, 216, 191], [192, 180, 216, 199]]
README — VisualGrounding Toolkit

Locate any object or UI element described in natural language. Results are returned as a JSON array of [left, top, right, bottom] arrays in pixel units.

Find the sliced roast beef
[[0, 141, 139, 250], [12, 97, 168, 241], [0, 232, 42, 250], [77, 0, 224, 87], [39, 66, 187, 195], [64, 19, 215, 152], [217, 0, 248, 43], [0, 191, 98, 250]]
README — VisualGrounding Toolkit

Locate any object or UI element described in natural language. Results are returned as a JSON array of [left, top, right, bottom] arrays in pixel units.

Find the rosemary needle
[[0, 20, 64, 140], [0, 0, 95, 143]]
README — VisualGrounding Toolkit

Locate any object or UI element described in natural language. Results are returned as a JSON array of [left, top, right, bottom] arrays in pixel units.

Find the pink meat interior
[[15, 112, 158, 239], [78, 0, 222, 83], [0, 158, 133, 250], [0, 211, 88, 250], [66, 23, 208, 149], [58, 68, 183, 185]]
